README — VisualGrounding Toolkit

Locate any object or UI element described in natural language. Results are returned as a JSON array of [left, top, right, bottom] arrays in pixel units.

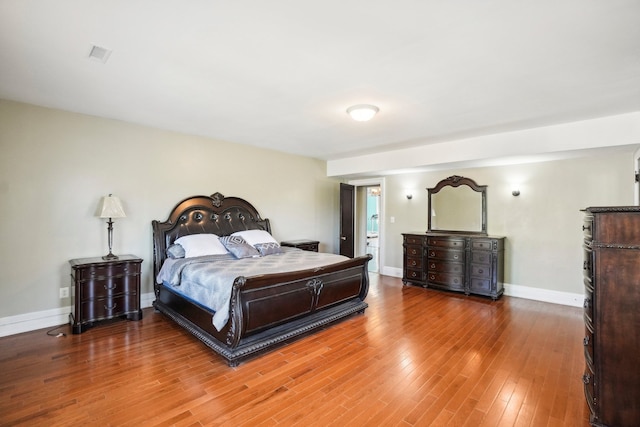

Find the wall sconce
[[97, 194, 126, 260], [512, 189, 520, 197]]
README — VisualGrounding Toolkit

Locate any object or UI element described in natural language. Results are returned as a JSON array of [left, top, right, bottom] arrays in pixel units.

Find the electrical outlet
[[59, 287, 69, 299]]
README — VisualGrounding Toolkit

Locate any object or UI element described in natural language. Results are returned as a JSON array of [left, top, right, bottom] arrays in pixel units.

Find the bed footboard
[[154, 254, 371, 366]]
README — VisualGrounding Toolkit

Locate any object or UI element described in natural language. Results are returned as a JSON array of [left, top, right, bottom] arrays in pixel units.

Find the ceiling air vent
[[88, 44, 112, 64]]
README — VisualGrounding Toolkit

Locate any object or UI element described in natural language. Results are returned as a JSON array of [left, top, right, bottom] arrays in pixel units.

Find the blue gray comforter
[[156, 248, 349, 330]]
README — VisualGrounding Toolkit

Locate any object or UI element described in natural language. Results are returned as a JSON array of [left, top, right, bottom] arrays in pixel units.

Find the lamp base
[[102, 253, 119, 260]]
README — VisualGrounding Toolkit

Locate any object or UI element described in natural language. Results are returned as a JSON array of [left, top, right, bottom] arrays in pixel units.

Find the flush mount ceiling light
[[346, 104, 379, 122]]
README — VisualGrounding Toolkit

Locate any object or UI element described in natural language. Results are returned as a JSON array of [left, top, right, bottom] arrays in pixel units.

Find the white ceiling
[[1, 1, 639, 163]]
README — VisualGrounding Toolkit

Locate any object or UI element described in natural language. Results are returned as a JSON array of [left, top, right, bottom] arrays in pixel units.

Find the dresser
[[582, 207, 640, 427], [69, 255, 143, 334], [402, 232, 504, 299]]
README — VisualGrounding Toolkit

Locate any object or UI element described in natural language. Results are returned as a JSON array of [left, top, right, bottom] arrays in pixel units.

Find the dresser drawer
[[405, 245, 422, 258], [404, 235, 425, 246], [583, 364, 596, 415], [469, 278, 491, 294], [405, 256, 422, 269], [427, 248, 464, 262], [75, 262, 141, 280], [427, 260, 463, 274], [79, 294, 139, 323], [470, 263, 491, 279], [583, 279, 594, 323], [427, 237, 465, 249], [405, 269, 423, 281], [471, 251, 491, 264], [471, 239, 494, 251], [427, 272, 464, 290]]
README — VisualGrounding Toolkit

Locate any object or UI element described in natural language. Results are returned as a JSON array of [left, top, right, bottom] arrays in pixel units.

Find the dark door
[[340, 183, 355, 258]]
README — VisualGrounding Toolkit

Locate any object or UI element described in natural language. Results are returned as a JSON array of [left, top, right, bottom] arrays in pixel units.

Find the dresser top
[[403, 232, 505, 239], [583, 206, 640, 213]]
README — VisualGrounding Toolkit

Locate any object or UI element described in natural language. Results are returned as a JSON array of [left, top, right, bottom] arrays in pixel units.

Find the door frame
[[348, 177, 386, 275]]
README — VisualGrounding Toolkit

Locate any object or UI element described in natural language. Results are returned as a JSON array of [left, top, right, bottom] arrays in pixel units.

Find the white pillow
[[174, 234, 228, 258], [232, 229, 278, 246]]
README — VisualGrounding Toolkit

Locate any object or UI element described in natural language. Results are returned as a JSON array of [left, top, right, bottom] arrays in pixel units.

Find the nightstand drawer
[[80, 274, 139, 300], [75, 262, 140, 280], [79, 295, 139, 323]]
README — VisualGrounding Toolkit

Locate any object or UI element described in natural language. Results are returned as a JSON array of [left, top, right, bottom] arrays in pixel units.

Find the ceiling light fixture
[[346, 104, 379, 122]]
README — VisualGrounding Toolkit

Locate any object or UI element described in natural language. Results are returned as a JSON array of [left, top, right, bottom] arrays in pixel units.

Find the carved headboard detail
[[151, 192, 271, 279]]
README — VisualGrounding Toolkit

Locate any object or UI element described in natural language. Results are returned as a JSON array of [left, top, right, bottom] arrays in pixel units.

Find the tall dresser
[[402, 232, 504, 299], [582, 207, 640, 427]]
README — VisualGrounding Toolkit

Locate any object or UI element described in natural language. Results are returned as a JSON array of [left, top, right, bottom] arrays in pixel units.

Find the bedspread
[[156, 248, 350, 330]]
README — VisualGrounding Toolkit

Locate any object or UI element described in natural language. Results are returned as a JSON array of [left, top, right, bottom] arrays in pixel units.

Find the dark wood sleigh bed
[[152, 192, 371, 366]]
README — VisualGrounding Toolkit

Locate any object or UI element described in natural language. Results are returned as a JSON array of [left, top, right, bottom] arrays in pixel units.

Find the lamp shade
[[97, 194, 126, 218]]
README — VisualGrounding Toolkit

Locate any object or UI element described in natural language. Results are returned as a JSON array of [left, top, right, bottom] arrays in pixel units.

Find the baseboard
[[0, 292, 156, 338], [379, 266, 583, 308]]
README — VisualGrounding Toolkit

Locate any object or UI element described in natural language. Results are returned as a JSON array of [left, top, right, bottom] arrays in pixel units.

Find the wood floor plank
[[0, 274, 590, 426]]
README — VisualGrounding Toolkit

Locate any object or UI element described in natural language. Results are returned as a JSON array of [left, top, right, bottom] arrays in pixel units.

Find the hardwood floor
[[0, 274, 590, 426]]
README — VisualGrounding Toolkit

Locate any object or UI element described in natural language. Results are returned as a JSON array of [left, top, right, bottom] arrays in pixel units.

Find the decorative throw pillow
[[166, 243, 186, 259], [231, 229, 278, 247], [174, 234, 228, 258], [254, 242, 283, 256], [220, 235, 260, 259]]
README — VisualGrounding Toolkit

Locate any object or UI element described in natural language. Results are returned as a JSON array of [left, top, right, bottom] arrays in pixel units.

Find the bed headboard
[[151, 192, 271, 279]]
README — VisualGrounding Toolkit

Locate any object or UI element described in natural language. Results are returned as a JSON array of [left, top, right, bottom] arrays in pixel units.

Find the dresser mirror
[[427, 175, 487, 234]]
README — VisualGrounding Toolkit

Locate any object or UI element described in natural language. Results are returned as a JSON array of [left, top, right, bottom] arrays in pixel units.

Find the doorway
[[348, 178, 385, 274]]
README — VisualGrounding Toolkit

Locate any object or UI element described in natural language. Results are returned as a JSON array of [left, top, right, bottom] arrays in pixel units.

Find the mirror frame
[[427, 175, 487, 234]]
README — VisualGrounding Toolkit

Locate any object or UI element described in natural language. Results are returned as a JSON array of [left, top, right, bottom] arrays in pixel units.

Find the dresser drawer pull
[[582, 373, 591, 384], [410, 260, 416, 266], [430, 251, 435, 257], [430, 263, 435, 269], [583, 261, 588, 270], [430, 275, 435, 280], [477, 268, 484, 274], [411, 249, 417, 255], [410, 272, 417, 278], [453, 254, 459, 260], [583, 297, 591, 309], [582, 225, 591, 232], [104, 283, 117, 290], [104, 303, 117, 311], [583, 336, 590, 346]]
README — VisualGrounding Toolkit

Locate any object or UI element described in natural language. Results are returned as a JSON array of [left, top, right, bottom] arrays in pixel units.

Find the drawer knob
[[583, 336, 590, 346], [104, 283, 116, 290], [430, 275, 435, 280], [430, 263, 435, 269], [430, 252, 435, 257], [453, 255, 459, 260], [104, 303, 118, 311], [410, 260, 416, 266], [477, 268, 484, 274], [411, 249, 417, 255]]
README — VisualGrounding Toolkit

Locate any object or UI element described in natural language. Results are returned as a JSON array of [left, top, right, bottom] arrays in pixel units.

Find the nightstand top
[[280, 239, 319, 245], [69, 254, 143, 268]]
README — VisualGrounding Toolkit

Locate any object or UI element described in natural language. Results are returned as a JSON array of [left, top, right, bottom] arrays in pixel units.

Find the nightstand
[[69, 255, 143, 334], [280, 239, 320, 252]]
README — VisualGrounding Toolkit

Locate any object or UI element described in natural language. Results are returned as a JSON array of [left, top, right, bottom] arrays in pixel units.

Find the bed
[[152, 192, 372, 366]]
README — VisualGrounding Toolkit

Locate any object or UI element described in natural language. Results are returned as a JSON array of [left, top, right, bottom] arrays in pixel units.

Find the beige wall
[[382, 153, 636, 294], [0, 100, 340, 318]]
